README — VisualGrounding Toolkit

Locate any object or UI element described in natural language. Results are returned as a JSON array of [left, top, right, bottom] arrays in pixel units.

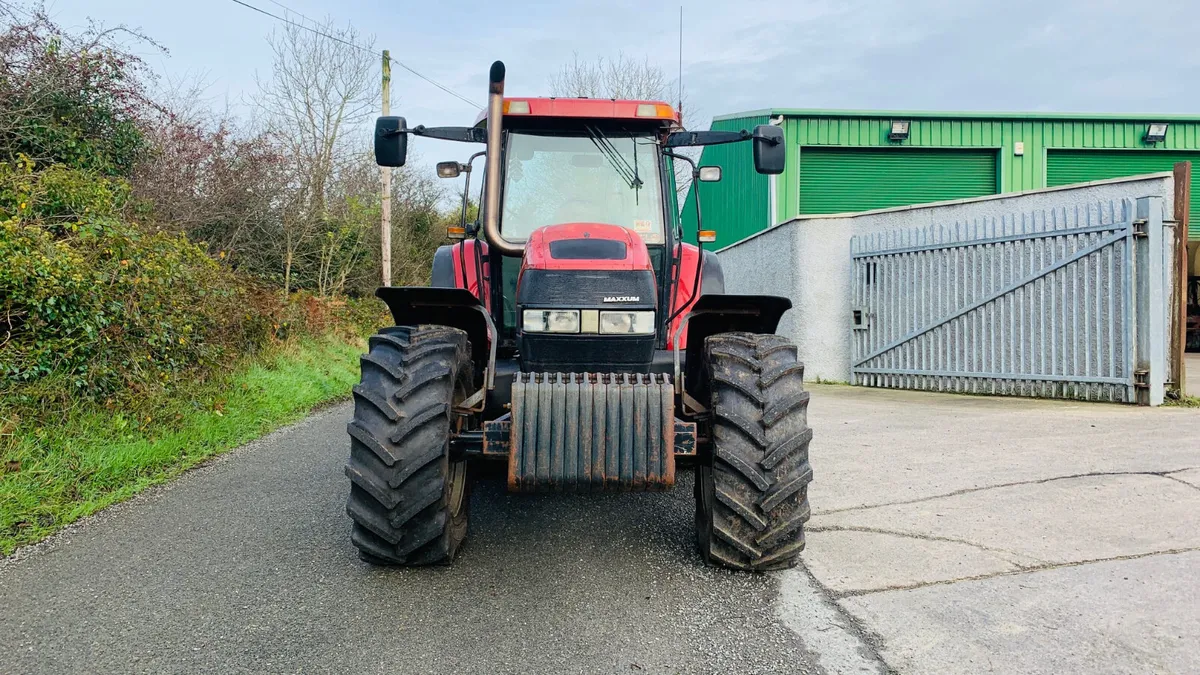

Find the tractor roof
[[474, 97, 680, 127]]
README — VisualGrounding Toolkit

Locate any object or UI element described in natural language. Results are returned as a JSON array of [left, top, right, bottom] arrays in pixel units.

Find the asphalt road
[[0, 403, 820, 675]]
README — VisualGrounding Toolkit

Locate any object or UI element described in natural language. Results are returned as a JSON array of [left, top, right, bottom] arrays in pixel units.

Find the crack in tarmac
[[806, 524, 1046, 567], [1161, 474, 1200, 492], [831, 546, 1200, 598], [778, 563, 898, 675], [814, 468, 1200, 517]]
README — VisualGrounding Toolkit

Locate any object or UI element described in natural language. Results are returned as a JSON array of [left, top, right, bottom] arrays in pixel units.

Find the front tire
[[345, 325, 474, 566], [695, 332, 814, 571]]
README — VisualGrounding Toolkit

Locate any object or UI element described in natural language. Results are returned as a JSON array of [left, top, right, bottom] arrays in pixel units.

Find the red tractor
[[347, 61, 812, 571]]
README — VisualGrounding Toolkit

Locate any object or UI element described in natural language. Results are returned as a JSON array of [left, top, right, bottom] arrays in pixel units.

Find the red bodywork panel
[[522, 223, 653, 272], [475, 98, 680, 126], [451, 225, 705, 351], [667, 243, 703, 350], [449, 239, 491, 311]]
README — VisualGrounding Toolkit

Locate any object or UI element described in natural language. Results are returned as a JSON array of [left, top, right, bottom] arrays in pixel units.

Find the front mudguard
[[672, 293, 793, 408], [375, 286, 496, 389]]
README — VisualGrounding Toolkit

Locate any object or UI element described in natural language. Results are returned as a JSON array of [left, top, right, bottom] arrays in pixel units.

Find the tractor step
[[486, 372, 690, 492]]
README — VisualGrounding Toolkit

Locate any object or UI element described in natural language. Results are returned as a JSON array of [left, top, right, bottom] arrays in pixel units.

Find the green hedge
[[0, 159, 274, 417], [1, 159, 383, 420]]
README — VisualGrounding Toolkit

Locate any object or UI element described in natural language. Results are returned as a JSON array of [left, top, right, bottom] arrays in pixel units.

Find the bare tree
[[254, 19, 375, 295], [133, 75, 286, 271], [315, 151, 377, 297], [548, 52, 700, 208], [549, 52, 670, 101]]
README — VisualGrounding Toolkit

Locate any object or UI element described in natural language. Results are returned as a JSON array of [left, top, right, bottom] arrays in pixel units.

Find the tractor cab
[[482, 98, 681, 372], [485, 97, 678, 253], [373, 63, 783, 371], [353, 61, 812, 573]]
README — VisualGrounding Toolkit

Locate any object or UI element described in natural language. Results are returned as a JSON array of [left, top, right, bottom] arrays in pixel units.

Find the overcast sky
[[31, 0, 1200, 165]]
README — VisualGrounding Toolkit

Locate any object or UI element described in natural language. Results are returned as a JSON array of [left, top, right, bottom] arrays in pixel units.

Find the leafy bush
[[0, 11, 390, 428], [1, 159, 382, 421], [0, 10, 157, 176], [0, 160, 274, 415]]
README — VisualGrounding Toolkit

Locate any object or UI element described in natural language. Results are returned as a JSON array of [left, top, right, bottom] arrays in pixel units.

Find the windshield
[[500, 131, 664, 244]]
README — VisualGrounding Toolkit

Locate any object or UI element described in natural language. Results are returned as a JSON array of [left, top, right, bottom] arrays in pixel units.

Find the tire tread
[[344, 324, 472, 566], [697, 331, 814, 571]]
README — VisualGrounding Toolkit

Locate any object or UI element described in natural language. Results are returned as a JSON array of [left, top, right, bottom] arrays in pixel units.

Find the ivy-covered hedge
[[0, 159, 265, 412], [0, 159, 378, 420]]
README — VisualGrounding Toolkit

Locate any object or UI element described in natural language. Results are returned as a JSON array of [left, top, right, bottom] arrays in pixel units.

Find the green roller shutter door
[[798, 147, 998, 215], [1047, 150, 1200, 240]]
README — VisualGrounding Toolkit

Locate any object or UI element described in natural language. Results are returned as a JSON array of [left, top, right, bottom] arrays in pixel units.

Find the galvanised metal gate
[[850, 197, 1167, 402]]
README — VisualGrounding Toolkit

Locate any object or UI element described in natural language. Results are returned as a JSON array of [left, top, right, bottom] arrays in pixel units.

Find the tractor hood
[[521, 223, 653, 273], [515, 223, 658, 373]]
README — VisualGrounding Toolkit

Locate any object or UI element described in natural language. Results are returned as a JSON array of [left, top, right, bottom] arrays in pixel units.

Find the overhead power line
[[228, 0, 482, 110], [262, 0, 317, 25]]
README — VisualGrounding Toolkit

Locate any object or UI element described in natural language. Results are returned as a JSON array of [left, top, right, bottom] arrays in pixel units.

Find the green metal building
[[684, 110, 1200, 249]]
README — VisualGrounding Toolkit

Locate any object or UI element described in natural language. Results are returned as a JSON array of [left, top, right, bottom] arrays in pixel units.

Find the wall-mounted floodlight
[[888, 120, 911, 141], [1144, 123, 1168, 143]]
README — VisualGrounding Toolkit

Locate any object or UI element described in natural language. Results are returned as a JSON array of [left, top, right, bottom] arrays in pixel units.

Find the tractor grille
[[520, 333, 655, 373], [517, 270, 656, 308]]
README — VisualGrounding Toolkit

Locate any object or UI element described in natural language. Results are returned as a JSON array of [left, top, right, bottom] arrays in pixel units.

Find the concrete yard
[[2, 383, 1198, 673], [789, 384, 1200, 674]]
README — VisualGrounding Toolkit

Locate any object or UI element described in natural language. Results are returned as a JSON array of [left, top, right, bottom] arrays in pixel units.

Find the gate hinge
[[1132, 218, 1149, 237], [1134, 369, 1149, 389]]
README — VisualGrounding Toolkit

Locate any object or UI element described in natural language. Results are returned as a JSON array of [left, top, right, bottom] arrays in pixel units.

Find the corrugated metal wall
[[692, 111, 1200, 248], [680, 115, 769, 249], [776, 115, 1200, 226]]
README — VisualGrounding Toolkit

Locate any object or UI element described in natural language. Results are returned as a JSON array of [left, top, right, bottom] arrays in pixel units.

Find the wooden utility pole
[[380, 49, 393, 287], [1174, 161, 1191, 394]]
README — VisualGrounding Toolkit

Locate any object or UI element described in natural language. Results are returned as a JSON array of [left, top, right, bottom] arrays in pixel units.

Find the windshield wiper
[[585, 126, 642, 192]]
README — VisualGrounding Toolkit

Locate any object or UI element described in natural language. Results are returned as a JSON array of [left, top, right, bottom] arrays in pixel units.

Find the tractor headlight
[[598, 311, 656, 335], [522, 309, 580, 334]]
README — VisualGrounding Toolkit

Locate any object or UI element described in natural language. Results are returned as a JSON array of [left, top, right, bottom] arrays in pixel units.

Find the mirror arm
[[408, 125, 488, 143], [663, 149, 697, 173], [461, 150, 486, 234], [662, 149, 706, 328], [665, 129, 751, 148], [456, 151, 485, 295]]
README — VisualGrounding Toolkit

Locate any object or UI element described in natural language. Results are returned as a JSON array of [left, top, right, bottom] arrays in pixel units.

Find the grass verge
[[0, 336, 362, 556]]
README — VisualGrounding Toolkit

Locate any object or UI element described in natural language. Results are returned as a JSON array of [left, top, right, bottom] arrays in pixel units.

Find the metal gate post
[[1134, 196, 1166, 406]]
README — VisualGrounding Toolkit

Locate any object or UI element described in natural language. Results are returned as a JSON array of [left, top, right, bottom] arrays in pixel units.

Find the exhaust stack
[[483, 61, 521, 256]]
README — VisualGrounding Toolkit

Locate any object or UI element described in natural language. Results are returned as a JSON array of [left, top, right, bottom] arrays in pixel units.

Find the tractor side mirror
[[697, 166, 722, 182], [752, 124, 785, 175], [436, 161, 464, 178], [375, 116, 408, 167]]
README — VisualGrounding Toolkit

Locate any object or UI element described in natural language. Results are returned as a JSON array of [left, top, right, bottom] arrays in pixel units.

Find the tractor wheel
[[695, 332, 813, 571], [344, 325, 475, 566]]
